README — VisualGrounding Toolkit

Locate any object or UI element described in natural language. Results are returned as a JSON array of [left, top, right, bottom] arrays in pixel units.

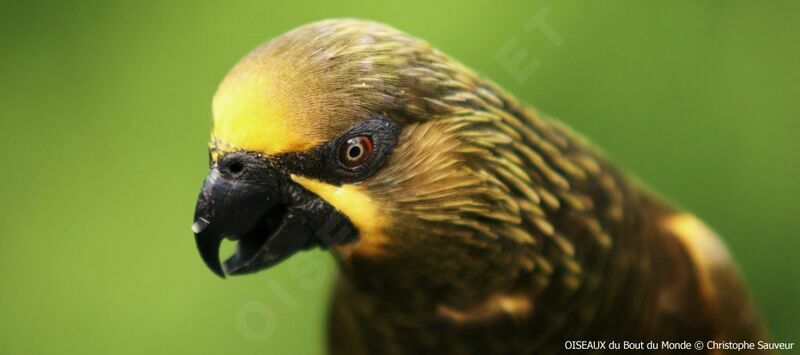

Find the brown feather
[[221, 19, 769, 354]]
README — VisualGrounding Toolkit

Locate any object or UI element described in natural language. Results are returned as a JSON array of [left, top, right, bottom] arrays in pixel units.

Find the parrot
[[191, 19, 769, 354]]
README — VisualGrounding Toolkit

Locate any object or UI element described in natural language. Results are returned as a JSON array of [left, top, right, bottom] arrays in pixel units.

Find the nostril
[[227, 161, 245, 175], [220, 161, 244, 176]]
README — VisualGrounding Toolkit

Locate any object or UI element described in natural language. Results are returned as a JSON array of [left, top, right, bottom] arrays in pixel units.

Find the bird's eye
[[338, 136, 373, 168]]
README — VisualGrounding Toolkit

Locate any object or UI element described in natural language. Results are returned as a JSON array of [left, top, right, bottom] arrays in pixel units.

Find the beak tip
[[201, 252, 227, 279], [194, 230, 227, 279]]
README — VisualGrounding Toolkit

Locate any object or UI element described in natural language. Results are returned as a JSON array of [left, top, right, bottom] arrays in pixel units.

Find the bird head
[[193, 19, 534, 279]]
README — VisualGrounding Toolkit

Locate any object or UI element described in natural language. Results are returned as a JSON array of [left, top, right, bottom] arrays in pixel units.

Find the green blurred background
[[1, 1, 798, 353]]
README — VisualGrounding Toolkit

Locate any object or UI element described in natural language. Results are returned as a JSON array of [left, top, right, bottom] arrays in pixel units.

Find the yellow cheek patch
[[211, 67, 319, 156], [290, 174, 389, 256]]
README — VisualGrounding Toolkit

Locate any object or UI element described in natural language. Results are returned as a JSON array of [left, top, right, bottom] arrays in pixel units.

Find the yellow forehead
[[211, 61, 321, 156]]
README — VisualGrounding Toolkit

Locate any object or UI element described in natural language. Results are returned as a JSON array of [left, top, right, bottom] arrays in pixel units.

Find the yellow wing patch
[[437, 293, 532, 324], [290, 174, 390, 257], [211, 59, 320, 156], [665, 213, 731, 270], [664, 213, 733, 302]]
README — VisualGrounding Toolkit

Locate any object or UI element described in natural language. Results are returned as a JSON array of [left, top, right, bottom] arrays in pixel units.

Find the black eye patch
[[278, 116, 400, 185]]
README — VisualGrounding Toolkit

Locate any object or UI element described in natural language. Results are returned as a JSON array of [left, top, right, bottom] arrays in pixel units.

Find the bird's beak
[[192, 167, 313, 278], [191, 152, 358, 278]]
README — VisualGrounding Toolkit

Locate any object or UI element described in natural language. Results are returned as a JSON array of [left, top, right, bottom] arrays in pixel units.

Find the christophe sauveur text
[[564, 340, 795, 351]]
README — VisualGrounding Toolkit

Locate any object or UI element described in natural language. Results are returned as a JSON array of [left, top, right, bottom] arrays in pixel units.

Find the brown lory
[[191, 19, 769, 354]]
